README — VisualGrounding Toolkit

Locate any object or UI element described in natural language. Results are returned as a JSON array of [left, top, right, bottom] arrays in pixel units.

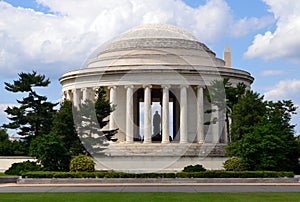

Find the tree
[[226, 91, 300, 172], [229, 91, 266, 142], [2, 71, 57, 147], [29, 132, 71, 171], [206, 78, 246, 141], [52, 100, 86, 156], [0, 128, 27, 156], [76, 87, 117, 155]]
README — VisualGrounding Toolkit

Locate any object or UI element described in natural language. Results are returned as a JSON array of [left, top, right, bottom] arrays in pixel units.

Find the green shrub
[[223, 157, 246, 171], [175, 171, 294, 178], [5, 161, 42, 176], [69, 155, 95, 172], [183, 164, 206, 172]]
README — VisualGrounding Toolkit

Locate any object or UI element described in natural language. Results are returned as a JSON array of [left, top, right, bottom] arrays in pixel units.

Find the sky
[[0, 0, 300, 136]]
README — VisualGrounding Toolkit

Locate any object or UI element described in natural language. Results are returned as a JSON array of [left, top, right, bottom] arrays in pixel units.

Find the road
[[1, 183, 300, 192]]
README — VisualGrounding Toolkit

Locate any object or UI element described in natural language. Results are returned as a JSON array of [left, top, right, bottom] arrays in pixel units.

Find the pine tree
[[2, 71, 57, 146], [76, 87, 117, 155], [227, 91, 300, 172], [52, 100, 86, 156]]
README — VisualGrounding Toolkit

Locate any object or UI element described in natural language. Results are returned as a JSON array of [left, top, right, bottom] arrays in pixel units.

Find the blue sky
[[0, 0, 300, 135]]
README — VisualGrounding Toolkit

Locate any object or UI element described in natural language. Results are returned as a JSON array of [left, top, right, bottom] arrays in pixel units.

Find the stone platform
[[93, 143, 227, 173]]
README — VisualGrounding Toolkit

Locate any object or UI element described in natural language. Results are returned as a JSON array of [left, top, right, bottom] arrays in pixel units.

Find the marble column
[[82, 88, 89, 103], [125, 85, 134, 143], [72, 89, 80, 108], [180, 85, 188, 143], [91, 87, 97, 101], [143, 85, 152, 143], [161, 85, 170, 143], [197, 86, 205, 143], [211, 105, 219, 144], [62, 91, 66, 100], [109, 86, 117, 130], [66, 90, 71, 100]]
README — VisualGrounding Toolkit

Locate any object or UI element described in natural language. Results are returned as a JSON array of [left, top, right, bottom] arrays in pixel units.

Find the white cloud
[[0, 104, 16, 112], [245, 0, 300, 62], [0, 0, 272, 79], [264, 79, 300, 101], [260, 69, 284, 76], [0, 104, 16, 126], [264, 79, 300, 135]]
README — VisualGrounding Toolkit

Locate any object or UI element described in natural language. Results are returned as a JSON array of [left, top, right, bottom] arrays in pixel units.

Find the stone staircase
[[99, 143, 226, 157]]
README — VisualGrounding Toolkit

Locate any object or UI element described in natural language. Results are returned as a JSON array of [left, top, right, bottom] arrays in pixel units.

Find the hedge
[[21, 171, 294, 178]]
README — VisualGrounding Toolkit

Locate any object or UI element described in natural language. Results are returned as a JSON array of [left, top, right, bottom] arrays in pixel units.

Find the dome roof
[[100, 23, 213, 54], [113, 24, 199, 42], [87, 24, 223, 69]]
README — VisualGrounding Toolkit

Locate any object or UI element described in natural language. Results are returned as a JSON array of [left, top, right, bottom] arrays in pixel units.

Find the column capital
[[71, 88, 78, 93], [108, 85, 117, 90], [81, 87, 87, 92], [161, 84, 171, 89], [180, 84, 189, 89], [143, 84, 152, 89], [196, 85, 205, 89], [125, 85, 134, 89]]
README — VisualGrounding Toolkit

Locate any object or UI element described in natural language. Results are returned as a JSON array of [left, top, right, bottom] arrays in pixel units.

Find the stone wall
[[0, 156, 36, 172]]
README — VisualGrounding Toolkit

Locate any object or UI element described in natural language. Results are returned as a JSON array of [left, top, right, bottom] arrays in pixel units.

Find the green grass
[[0, 193, 300, 202]]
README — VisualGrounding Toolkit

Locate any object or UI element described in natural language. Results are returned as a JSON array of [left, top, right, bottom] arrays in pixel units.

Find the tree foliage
[[2, 71, 57, 145], [52, 100, 86, 156], [206, 78, 247, 141], [0, 128, 28, 155], [226, 91, 300, 172], [29, 132, 71, 171], [229, 91, 266, 142], [76, 87, 117, 155]]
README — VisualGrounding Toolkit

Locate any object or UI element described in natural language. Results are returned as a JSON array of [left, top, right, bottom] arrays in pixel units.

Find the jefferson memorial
[[59, 24, 253, 172]]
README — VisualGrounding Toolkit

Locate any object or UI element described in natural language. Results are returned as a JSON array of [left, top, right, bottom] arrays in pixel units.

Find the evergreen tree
[[2, 71, 57, 147], [29, 132, 71, 171], [52, 100, 86, 156], [76, 87, 117, 155], [227, 91, 300, 172], [229, 91, 266, 142], [0, 128, 28, 156], [206, 78, 246, 141]]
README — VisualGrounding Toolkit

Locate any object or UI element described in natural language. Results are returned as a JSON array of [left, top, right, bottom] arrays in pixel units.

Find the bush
[[69, 154, 95, 172], [223, 157, 246, 171], [5, 161, 42, 176], [183, 164, 206, 172]]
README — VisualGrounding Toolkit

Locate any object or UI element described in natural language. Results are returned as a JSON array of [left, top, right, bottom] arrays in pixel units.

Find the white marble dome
[[87, 24, 223, 70], [113, 24, 199, 42]]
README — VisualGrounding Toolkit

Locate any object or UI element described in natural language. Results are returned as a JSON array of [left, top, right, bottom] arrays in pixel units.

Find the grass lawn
[[0, 192, 300, 202]]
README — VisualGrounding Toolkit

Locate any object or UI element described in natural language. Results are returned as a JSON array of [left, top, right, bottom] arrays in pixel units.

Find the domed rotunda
[[59, 24, 253, 172]]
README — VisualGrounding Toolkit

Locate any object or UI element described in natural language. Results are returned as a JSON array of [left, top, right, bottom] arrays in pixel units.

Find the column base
[[126, 140, 133, 144], [179, 141, 188, 144], [143, 141, 152, 144]]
